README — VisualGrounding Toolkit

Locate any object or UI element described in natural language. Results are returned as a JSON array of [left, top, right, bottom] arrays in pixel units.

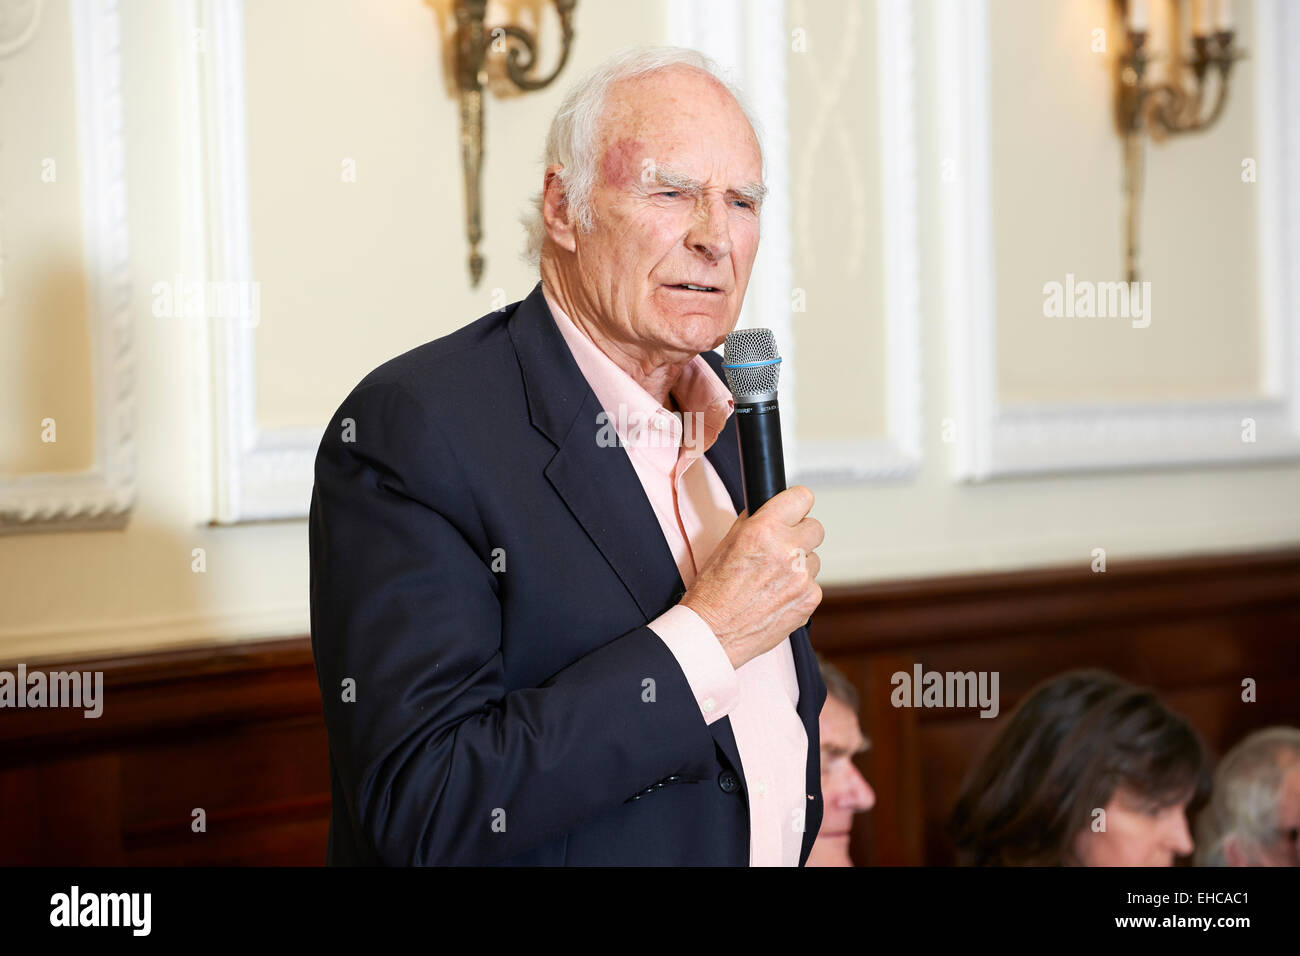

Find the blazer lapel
[[509, 283, 682, 623]]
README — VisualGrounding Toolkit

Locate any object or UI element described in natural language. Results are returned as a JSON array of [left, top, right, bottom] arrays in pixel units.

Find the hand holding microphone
[[681, 329, 824, 670]]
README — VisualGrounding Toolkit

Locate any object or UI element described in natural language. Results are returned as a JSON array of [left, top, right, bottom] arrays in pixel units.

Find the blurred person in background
[[806, 654, 875, 867], [1195, 726, 1300, 866], [948, 669, 1208, 866]]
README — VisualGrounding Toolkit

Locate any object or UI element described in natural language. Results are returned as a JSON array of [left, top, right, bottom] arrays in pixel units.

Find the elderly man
[[1196, 726, 1300, 866], [806, 655, 875, 866], [309, 46, 826, 866]]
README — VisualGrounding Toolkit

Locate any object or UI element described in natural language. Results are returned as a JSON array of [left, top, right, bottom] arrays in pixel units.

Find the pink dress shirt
[[543, 286, 808, 867]]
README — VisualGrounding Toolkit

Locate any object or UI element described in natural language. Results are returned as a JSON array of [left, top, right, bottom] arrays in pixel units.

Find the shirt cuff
[[647, 604, 740, 725]]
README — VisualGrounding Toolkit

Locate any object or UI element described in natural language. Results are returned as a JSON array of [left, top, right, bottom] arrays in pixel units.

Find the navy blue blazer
[[309, 281, 825, 865]]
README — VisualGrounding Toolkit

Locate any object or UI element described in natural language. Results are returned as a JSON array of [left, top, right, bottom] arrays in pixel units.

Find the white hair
[[1194, 726, 1300, 866], [519, 45, 763, 268]]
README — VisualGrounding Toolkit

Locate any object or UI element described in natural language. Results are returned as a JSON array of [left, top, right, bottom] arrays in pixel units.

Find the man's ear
[[542, 163, 578, 254]]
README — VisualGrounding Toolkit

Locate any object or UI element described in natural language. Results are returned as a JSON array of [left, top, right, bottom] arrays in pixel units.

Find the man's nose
[[687, 195, 733, 262], [848, 765, 875, 813]]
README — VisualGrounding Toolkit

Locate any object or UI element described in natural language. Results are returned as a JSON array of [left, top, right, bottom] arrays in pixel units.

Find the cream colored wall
[[1, 0, 1296, 665], [0, 0, 93, 475]]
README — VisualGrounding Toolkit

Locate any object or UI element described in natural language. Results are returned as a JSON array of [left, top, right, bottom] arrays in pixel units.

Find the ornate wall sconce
[[452, 0, 577, 286], [1113, 0, 1244, 281]]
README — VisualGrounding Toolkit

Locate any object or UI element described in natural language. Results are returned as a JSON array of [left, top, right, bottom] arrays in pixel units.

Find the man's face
[[1073, 786, 1194, 866], [807, 693, 874, 867], [550, 67, 763, 369]]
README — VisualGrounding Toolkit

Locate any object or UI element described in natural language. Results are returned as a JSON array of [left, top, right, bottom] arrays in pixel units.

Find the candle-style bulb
[[1128, 0, 1148, 32], [1192, 0, 1209, 37], [1218, 0, 1234, 31]]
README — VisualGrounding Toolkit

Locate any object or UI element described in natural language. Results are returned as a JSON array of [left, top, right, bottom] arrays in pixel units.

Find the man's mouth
[[666, 283, 723, 293]]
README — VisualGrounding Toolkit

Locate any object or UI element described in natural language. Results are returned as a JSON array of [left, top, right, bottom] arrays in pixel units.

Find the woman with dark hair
[[948, 669, 1209, 866]]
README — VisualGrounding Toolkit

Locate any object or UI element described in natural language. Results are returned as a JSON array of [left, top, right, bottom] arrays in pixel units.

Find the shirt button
[[757, 781, 768, 796], [702, 697, 715, 713]]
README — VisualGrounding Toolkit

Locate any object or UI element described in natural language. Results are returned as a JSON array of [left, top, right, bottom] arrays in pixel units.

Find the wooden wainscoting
[[0, 639, 329, 865], [1, 547, 1297, 865]]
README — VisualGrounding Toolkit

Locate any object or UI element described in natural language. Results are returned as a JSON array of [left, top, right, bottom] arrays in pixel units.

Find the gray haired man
[[1195, 726, 1300, 866]]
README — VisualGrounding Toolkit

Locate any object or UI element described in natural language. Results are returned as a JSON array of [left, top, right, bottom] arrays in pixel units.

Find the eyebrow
[[822, 736, 872, 757], [649, 165, 767, 206]]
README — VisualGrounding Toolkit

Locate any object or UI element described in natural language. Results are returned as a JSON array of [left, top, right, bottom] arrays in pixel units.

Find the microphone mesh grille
[[722, 328, 781, 398]]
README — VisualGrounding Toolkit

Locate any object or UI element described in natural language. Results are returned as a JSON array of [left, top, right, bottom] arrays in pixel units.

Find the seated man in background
[[1195, 726, 1300, 866], [948, 669, 1208, 866], [806, 655, 875, 867]]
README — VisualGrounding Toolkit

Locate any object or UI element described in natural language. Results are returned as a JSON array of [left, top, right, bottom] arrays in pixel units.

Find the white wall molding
[[183, 0, 314, 522], [0, 0, 135, 534], [798, 0, 922, 482], [669, 0, 922, 484], [941, 0, 1300, 481]]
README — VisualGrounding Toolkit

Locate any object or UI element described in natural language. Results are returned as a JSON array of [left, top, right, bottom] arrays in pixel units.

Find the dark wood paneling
[[0, 639, 328, 865], [1, 548, 1297, 865]]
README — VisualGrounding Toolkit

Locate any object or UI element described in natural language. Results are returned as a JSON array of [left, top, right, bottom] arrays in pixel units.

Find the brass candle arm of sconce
[[1114, 7, 1244, 283], [453, 0, 578, 287]]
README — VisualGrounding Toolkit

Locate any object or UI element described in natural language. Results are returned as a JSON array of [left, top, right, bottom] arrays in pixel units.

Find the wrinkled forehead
[[595, 69, 762, 188]]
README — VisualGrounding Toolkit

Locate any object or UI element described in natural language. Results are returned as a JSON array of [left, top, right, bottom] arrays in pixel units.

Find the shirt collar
[[542, 286, 734, 461]]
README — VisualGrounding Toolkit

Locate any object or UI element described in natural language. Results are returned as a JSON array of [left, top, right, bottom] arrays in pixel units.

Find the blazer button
[[718, 770, 740, 794]]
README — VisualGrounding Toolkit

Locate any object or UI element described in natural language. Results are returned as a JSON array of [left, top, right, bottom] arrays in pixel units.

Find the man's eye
[[732, 199, 754, 210], [656, 191, 681, 199]]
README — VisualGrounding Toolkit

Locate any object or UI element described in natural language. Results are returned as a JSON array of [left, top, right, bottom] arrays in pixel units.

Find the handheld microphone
[[721, 328, 786, 514]]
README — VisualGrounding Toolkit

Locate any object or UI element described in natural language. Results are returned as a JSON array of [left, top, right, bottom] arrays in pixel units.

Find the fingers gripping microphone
[[722, 328, 785, 513]]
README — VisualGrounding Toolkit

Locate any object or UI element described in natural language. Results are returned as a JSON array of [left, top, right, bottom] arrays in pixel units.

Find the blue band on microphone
[[721, 358, 783, 369]]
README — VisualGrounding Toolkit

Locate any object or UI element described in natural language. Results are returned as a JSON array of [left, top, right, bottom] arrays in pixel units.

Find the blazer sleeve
[[309, 378, 719, 865]]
